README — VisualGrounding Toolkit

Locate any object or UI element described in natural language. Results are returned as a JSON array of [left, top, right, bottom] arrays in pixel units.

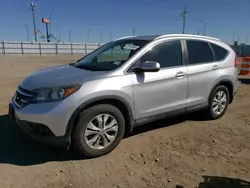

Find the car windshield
[[74, 39, 149, 71]]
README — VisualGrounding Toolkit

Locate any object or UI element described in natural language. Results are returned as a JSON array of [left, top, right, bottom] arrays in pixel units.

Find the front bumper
[[8, 103, 70, 148]]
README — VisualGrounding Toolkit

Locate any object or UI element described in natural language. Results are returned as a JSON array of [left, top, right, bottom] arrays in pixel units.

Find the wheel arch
[[209, 79, 234, 104], [65, 96, 135, 142]]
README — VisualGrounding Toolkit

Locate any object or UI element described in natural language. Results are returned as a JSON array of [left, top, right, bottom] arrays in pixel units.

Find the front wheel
[[205, 85, 229, 120], [73, 104, 125, 158]]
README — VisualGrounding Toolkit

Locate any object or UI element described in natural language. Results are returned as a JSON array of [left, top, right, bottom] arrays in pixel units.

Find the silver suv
[[9, 34, 238, 158]]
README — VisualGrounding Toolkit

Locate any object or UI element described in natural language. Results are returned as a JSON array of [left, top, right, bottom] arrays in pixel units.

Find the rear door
[[185, 40, 224, 110]]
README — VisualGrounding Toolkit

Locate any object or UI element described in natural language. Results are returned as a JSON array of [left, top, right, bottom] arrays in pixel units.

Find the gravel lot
[[0, 55, 249, 188]]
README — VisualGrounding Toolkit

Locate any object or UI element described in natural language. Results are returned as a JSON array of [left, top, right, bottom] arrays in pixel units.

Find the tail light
[[234, 55, 239, 68]]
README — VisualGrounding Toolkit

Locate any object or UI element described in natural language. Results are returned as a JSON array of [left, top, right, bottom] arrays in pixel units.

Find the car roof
[[116, 34, 220, 42]]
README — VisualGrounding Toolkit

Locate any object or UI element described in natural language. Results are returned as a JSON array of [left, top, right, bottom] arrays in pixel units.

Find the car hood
[[20, 64, 108, 91]]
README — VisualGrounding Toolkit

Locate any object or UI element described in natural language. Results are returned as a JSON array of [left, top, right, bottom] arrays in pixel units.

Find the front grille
[[14, 86, 34, 108]]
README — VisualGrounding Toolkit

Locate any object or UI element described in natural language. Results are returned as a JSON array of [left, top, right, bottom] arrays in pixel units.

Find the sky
[[1, 0, 250, 44]]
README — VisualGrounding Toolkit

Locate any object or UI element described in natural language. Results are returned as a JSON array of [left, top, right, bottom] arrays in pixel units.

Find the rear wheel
[[205, 85, 229, 120], [73, 104, 125, 158]]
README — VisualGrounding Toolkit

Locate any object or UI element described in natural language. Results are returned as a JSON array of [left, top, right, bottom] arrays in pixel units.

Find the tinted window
[[140, 40, 182, 68], [210, 43, 228, 61], [186, 40, 214, 64]]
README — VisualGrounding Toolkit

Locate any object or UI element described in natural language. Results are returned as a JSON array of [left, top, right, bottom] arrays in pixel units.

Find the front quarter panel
[[74, 74, 135, 115]]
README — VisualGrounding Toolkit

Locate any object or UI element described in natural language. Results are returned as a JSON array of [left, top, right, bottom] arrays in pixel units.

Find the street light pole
[[30, 2, 37, 42], [25, 25, 29, 41], [132, 27, 135, 36], [109, 28, 112, 42], [199, 20, 206, 35], [87, 29, 91, 43], [69, 29, 72, 42]]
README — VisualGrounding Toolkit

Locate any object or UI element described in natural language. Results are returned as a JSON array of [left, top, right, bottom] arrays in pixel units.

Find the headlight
[[30, 85, 81, 103]]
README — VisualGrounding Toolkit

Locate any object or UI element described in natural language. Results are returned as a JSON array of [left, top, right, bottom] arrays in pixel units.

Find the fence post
[[21, 42, 24, 55], [39, 42, 42, 55], [2, 41, 5, 55], [71, 43, 73, 55], [56, 43, 58, 55], [85, 43, 87, 55]]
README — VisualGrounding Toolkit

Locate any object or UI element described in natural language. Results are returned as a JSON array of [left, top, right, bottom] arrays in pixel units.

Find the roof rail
[[155, 34, 220, 41], [115, 36, 136, 40]]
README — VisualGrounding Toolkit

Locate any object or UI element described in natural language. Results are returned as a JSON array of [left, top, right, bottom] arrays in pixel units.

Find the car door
[[185, 39, 224, 110], [131, 39, 188, 123]]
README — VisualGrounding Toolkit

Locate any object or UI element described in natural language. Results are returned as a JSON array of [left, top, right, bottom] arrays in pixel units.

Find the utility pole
[[30, 2, 37, 42], [181, 5, 188, 34], [25, 25, 29, 41]]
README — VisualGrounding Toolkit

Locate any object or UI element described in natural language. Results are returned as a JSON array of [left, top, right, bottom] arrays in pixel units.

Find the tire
[[73, 104, 125, 158], [205, 85, 229, 120]]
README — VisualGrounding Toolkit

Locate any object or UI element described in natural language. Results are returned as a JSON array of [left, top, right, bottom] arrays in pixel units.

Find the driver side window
[[138, 40, 183, 68]]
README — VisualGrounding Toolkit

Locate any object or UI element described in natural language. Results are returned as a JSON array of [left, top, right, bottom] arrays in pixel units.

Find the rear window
[[210, 43, 228, 61], [186, 40, 214, 64]]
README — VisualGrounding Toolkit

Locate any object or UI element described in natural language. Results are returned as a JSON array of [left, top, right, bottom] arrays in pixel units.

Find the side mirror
[[134, 61, 160, 72]]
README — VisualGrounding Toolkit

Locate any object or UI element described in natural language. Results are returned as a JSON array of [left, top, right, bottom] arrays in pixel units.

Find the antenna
[[30, 1, 37, 42], [181, 5, 188, 34]]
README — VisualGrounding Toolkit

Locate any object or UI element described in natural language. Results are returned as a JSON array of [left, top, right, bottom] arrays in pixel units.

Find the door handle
[[212, 65, 220, 70], [175, 71, 187, 78]]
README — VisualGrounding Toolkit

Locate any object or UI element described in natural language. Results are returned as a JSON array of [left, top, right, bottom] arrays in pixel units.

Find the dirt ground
[[0, 55, 249, 188]]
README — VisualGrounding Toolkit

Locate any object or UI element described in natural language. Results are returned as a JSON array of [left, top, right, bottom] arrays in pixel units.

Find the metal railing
[[0, 41, 103, 55], [1, 41, 248, 58]]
